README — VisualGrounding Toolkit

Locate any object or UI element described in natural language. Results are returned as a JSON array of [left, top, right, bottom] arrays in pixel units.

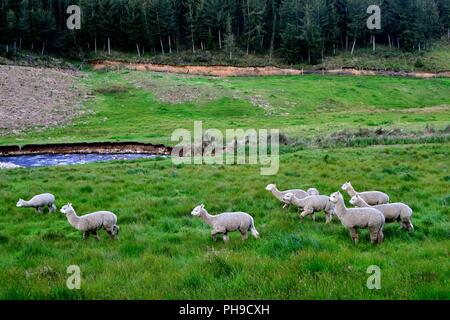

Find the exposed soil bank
[[0, 65, 89, 135], [90, 60, 450, 78], [0, 142, 172, 156]]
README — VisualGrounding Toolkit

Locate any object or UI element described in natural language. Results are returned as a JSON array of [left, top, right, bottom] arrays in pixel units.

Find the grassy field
[[0, 143, 448, 299], [1, 69, 449, 146], [0, 68, 449, 299]]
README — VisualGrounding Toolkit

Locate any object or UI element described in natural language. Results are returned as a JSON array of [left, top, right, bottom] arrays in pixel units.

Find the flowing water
[[0, 153, 162, 168]]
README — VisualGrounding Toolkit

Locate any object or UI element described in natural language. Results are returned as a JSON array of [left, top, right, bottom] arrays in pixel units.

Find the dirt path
[[90, 60, 450, 78]]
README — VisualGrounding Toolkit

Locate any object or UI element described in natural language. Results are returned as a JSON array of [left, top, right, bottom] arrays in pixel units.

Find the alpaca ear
[[201, 204, 205, 208]]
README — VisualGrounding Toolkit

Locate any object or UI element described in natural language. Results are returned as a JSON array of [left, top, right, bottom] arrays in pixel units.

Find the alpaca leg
[[223, 232, 229, 243], [349, 228, 358, 243], [300, 208, 313, 221], [325, 211, 331, 224], [83, 231, 89, 240], [377, 228, 384, 243], [36, 207, 43, 214], [283, 203, 289, 209], [369, 226, 378, 244], [104, 229, 114, 240], [211, 230, 219, 242], [93, 230, 101, 241], [240, 231, 248, 241], [49, 204, 56, 213], [103, 224, 114, 239]]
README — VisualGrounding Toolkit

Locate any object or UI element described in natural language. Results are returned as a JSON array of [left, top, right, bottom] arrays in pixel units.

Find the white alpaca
[[341, 182, 389, 205], [191, 204, 259, 243], [282, 193, 334, 223], [265, 184, 308, 209], [329, 191, 385, 244], [60, 203, 120, 240], [350, 195, 413, 231], [17, 193, 56, 213]]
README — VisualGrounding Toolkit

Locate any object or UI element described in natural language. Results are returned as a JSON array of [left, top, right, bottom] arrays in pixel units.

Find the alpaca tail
[[250, 219, 260, 239]]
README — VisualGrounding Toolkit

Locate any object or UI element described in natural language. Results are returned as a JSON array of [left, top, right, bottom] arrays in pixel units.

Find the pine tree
[[224, 13, 235, 59], [279, 0, 304, 63], [17, 0, 30, 50], [302, 0, 326, 64]]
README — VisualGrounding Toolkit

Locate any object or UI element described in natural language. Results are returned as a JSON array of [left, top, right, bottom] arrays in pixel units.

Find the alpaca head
[[16, 199, 26, 207], [60, 203, 74, 215], [265, 184, 276, 191], [191, 204, 206, 216], [349, 195, 359, 206], [341, 182, 351, 191], [329, 191, 342, 204], [282, 192, 294, 204]]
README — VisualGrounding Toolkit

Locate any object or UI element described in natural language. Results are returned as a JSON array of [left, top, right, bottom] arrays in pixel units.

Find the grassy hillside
[[0, 143, 448, 299], [1, 69, 449, 147]]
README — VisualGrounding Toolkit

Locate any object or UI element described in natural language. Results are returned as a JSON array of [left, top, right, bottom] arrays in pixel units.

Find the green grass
[[0, 143, 448, 299], [0, 66, 449, 299], [1, 69, 449, 146]]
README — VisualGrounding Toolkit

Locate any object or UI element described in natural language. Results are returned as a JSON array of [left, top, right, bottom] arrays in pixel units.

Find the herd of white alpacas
[[15, 181, 413, 244]]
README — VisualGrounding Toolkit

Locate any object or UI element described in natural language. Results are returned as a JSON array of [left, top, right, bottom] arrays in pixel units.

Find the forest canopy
[[0, 0, 449, 63]]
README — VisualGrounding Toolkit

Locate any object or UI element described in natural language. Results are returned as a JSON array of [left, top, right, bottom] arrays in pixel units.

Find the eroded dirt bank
[[90, 60, 450, 78], [0, 65, 91, 135], [0, 142, 172, 156]]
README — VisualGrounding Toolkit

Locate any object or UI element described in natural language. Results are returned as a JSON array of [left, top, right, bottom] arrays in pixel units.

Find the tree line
[[0, 0, 449, 63]]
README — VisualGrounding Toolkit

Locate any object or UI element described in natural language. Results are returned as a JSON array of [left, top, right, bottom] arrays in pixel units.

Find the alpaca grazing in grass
[[191, 204, 259, 243], [329, 191, 385, 244], [60, 203, 120, 240], [16, 193, 57, 213]]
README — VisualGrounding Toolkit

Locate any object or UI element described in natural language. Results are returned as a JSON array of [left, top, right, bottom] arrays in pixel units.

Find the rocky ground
[[0, 65, 90, 135]]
